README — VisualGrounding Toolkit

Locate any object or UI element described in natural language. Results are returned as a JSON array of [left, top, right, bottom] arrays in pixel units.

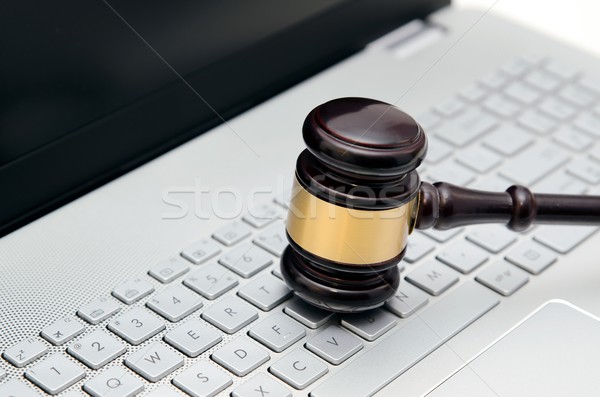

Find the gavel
[[279, 97, 600, 313]]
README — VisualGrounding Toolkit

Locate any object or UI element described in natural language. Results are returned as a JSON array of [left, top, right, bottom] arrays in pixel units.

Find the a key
[[499, 142, 569, 185], [181, 238, 222, 264], [538, 97, 577, 120], [146, 385, 185, 397], [243, 203, 281, 229], [108, 307, 165, 345], [544, 60, 579, 80], [533, 169, 588, 194], [423, 138, 453, 164], [428, 160, 475, 186], [482, 94, 520, 118], [83, 366, 144, 397], [573, 112, 600, 137], [433, 96, 465, 117], [311, 282, 499, 397], [503, 81, 541, 105], [567, 158, 600, 184], [202, 296, 258, 334], [25, 354, 85, 395], [211, 336, 270, 376], [524, 70, 561, 92], [249, 312, 306, 352], [212, 221, 252, 246], [534, 225, 598, 253], [173, 361, 232, 397], [148, 256, 190, 283], [517, 110, 557, 135], [479, 70, 509, 89], [77, 296, 121, 325], [436, 240, 489, 274], [305, 325, 363, 365], [269, 349, 328, 390], [459, 83, 486, 102], [456, 145, 501, 173], [466, 225, 517, 253], [184, 262, 238, 300], [405, 260, 460, 296], [553, 126, 593, 152], [434, 108, 497, 147], [501, 57, 531, 76], [219, 243, 273, 278], [482, 124, 533, 156], [559, 84, 595, 107], [67, 329, 126, 369], [253, 225, 287, 256], [232, 373, 292, 397], [41, 316, 85, 346], [476, 261, 529, 296], [238, 275, 293, 311], [385, 282, 429, 318], [3, 338, 48, 368], [125, 342, 184, 382], [164, 318, 222, 357], [420, 227, 463, 243], [416, 111, 441, 130], [112, 278, 154, 305], [147, 285, 203, 322], [469, 174, 514, 191], [341, 309, 397, 341], [578, 76, 600, 95], [0, 379, 40, 397], [283, 298, 334, 329], [505, 242, 558, 274], [403, 232, 435, 263]]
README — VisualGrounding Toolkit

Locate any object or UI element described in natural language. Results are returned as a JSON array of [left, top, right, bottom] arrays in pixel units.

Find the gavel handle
[[415, 182, 600, 232]]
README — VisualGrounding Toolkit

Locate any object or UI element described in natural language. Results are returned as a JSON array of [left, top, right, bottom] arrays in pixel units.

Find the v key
[[326, 337, 338, 346], [307, 326, 364, 365]]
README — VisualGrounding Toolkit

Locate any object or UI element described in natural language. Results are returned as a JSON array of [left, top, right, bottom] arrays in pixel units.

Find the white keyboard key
[[238, 275, 293, 311], [212, 221, 252, 246], [108, 307, 165, 345], [112, 278, 154, 305], [212, 336, 270, 376], [501, 57, 531, 77], [436, 240, 489, 274], [385, 282, 429, 318], [456, 145, 502, 173], [459, 83, 486, 102], [147, 385, 185, 397], [482, 94, 520, 118], [469, 174, 513, 191], [435, 108, 498, 147], [428, 160, 475, 186], [341, 309, 397, 341], [479, 70, 509, 89], [148, 256, 190, 283], [3, 338, 48, 367], [416, 111, 441, 130], [423, 139, 453, 164], [538, 97, 577, 120], [573, 112, 600, 137], [466, 225, 517, 253], [534, 225, 598, 253], [67, 329, 126, 369], [420, 227, 463, 243], [243, 204, 281, 229], [164, 319, 222, 357], [25, 354, 85, 395], [219, 243, 273, 278], [482, 124, 533, 156], [524, 70, 561, 92], [578, 76, 600, 94], [517, 109, 557, 135], [83, 366, 144, 397], [406, 260, 460, 296], [77, 296, 121, 325], [553, 126, 593, 152], [533, 169, 588, 194], [283, 298, 334, 329], [253, 225, 287, 256], [173, 361, 232, 397], [559, 84, 595, 107], [181, 238, 222, 264], [232, 373, 292, 397], [184, 262, 238, 300], [544, 60, 579, 80], [41, 316, 85, 346], [567, 158, 600, 184], [0, 379, 40, 396], [125, 342, 184, 382], [503, 81, 541, 105], [506, 242, 558, 274], [249, 313, 306, 352], [476, 261, 529, 296], [270, 349, 328, 390], [499, 142, 569, 185], [434, 96, 465, 117], [305, 325, 363, 365], [403, 232, 435, 263], [202, 296, 258, 334], [147, 285, 203, 322]]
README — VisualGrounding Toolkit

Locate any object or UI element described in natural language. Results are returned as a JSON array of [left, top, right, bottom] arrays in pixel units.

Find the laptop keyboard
[[2, 54, 600, 396]]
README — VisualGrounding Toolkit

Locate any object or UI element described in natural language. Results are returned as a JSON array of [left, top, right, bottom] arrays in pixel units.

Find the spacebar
[[310, 282, 500, 397]]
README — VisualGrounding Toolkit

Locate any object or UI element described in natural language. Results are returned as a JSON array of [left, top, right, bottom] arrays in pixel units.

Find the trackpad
[[428, 301, 600, 396]]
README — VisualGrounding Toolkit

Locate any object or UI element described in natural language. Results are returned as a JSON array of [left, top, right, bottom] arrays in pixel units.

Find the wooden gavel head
[[280, 97, 427, 312]]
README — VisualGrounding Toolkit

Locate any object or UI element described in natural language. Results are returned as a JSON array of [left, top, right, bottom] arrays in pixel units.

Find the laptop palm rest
[[428, 301, 600, 396]]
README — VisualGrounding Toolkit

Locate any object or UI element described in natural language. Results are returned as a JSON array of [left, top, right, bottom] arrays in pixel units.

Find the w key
[[125, 342, 184, 382]]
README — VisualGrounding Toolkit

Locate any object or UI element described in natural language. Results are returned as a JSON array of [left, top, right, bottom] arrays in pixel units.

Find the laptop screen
[[0, 0, 447, 236]]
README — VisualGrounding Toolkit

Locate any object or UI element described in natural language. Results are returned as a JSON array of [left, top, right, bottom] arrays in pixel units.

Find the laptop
[[2, 1, 600, 396]]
